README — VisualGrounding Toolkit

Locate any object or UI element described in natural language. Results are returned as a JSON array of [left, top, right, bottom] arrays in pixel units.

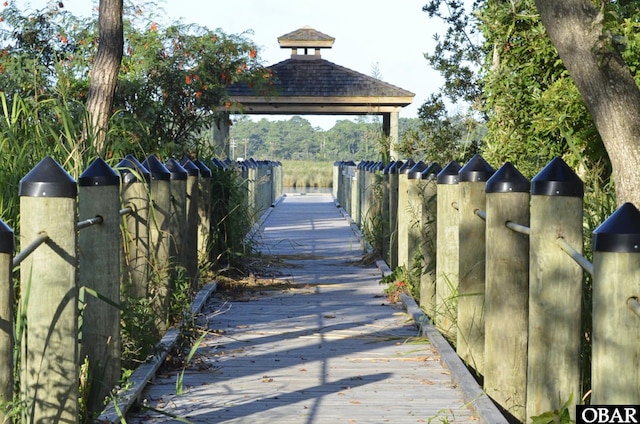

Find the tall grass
[[280, 159, 333, 188]]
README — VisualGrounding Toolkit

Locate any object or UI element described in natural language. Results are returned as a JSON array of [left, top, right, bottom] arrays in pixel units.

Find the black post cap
[[142, 155, 171, 181], [191, 159, 212, 178], [179, 158, 200, 177], [116, 154, 151, 184], [79, 157, 120, 187], [398, 159, 416, 174], [388, 160, 404, 175], [0, 219, 14, 254], [486, 162, 530, 193], [593, 202, 640, 253], [531, 157, 583, 197], [437, 160, 462, 185], [459, 154, 495, 182], [165, 158, 188, 180], [19, 156, 77, 198], [407, 161, 428, 180], [423, 162, 443, 180]]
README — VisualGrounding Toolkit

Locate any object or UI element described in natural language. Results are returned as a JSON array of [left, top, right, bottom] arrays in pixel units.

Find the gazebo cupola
[[277, 26, 335, 59]]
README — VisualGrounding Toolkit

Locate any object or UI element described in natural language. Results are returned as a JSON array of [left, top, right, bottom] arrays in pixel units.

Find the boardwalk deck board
[[127, 193, 483, 423]]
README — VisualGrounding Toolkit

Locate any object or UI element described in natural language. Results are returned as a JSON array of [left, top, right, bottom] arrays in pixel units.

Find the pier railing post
[[0, 219, 13, 422], [526, 157, 583, 422], [165, 158, 188, 290], [19, 156, 78, 422], [388, 160, 402, 269], [483, 162, 530, 421], [78, 158, 122, 415], [591, 202, 640, 404], [434, 161, 461, 340], [142, 155, 172, 335], [419, 162, 441, 318], [180, 158, 201, 290], [397, 160, 416, 270], [192, 159, 212, 267], [381, 162, 392, 265], [457, 154, 494, 375], [117, 155, 151, 299]]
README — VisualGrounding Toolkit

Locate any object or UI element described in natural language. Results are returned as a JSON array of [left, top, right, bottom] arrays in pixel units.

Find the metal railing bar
[[556, 237, 594, 275], [627, 297, 640, 319], [77, 216, 103, 230], [120, 207, 133, 216], [475, 209, 486, 221], [13, 232, 49, 267], [506, 221, 531, 236]]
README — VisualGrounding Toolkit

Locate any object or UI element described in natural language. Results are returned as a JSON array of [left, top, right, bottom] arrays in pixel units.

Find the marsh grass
[[280, 160, 333, 188]]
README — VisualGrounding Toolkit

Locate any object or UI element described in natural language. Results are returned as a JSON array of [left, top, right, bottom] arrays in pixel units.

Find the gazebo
[[222, 26, 415, 159]]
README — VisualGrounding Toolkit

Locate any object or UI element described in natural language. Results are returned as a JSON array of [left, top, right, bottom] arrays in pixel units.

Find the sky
[[16, 0, 447, 129]]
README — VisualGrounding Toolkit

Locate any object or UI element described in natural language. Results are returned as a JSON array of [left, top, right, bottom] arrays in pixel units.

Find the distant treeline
[[229, 115, 420, 161]]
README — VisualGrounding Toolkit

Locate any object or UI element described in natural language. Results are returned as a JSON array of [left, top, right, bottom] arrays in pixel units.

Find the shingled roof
[[227, 27, 414, 115]]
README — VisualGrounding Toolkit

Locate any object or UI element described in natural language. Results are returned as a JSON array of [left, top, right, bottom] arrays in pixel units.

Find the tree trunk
[[85, 0, 123, 156], [535, 0, 640, 206]]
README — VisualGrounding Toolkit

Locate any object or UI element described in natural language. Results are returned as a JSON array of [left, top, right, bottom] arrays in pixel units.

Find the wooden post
[[382, 163, 392, 264], [180, 158, 201, 291], [165, 158, 188, 290], [350, 163, 359, 223], [78, 158, 122, 415], [397, 159, 416, 270], [435, 161, 461, 340], [388, 160, 403, 269], [19, 156, 78, 423], [419, 162, 441, 318], [457, 154, 494, 375], [192, 159, 212, 265], [591, 203, 640, 404], [0, 219, 13, 422], [483, 162, 530, 422], [333, 161, 340, 200], [117, 154, 151, 298], [527, 157, 583, 422], [142, 155, 172, 335]]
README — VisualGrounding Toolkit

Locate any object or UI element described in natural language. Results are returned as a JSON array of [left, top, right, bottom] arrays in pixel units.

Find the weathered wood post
[[435, 161, 461, 340], [382, 162, 392, 265], [591, 202, 640, 404], [350, 162, 359, 223], [191, 159, 211, 266], [180, 158, 201, 291], [0, 219, 13, 421], [78, 158, 122, 415], [165, 158, 188, 290], [117, 154, 151, 298], [246, 159, 257, 219], [419, 162, 441, 318], [483, 162, 530, 422], [526, 157, 583, 422], [457, 154, 494, 375], [388, 160, 403, 269], [397, 159, 416, 270], [142, 155, 172, 334], [332, 161, 340, 200], [19, 156, 78, 422]]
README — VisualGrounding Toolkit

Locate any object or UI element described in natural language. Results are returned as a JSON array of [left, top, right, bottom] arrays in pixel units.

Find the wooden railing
[[0, 154, 282, 422], [334, 155, 640, 423]]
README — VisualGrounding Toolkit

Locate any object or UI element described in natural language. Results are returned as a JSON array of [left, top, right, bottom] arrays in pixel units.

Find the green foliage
[[380, 263, 421, 303], [530, 394, 575, 424]]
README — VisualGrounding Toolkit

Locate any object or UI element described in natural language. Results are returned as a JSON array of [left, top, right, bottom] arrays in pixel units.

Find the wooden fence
[[0, 154, 282, 423], [335, 155, 640, 423]]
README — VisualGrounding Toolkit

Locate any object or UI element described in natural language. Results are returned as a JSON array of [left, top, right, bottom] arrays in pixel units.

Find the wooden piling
[[117, 155, 151, 298], [591, 203, 640, 404], [19, 156, 79, 423], [192, 159, 212, 265], [483, 162, 530, 422], [435, 161, 461, 341], [526, 157, 583, 422], [388, 160, 403, 269], [0, 219, 13, 422], [419, 163, 441, 318], [180, 158, 201, 291], [78, 158, 122, 415]]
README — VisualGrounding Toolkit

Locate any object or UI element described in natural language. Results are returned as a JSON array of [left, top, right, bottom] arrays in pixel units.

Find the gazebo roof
[[227, 27, 414, 116]]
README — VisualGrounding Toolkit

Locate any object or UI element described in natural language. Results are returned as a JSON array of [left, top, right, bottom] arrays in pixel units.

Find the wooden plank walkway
[[127, 193, 483, 423]]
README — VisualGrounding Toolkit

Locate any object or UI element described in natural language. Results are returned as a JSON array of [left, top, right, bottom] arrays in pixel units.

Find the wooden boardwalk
[[127, 193, 483, 423]]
